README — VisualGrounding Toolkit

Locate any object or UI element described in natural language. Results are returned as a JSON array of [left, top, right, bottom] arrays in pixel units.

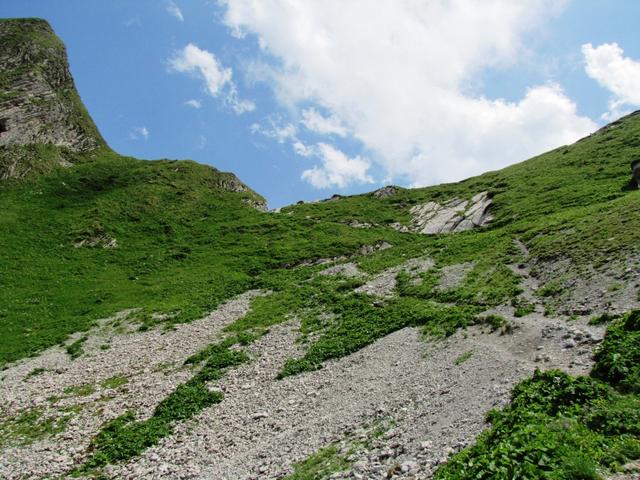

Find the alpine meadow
[[1, 14, 640, 480]]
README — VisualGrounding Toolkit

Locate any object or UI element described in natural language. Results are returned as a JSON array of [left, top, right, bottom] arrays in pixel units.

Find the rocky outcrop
[[0, 18, 104, 151], [373, 185, 400, 198], [0, 19, 106, 180], [631, 160, 640, 189], [209, 171, 266, 210], [406, 191, 493, 234]]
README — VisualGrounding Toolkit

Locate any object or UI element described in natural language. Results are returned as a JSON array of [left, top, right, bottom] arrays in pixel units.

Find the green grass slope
[[2, 18, 640, 477], [0, 149, 399, 366], [1, 111, 639, 368]]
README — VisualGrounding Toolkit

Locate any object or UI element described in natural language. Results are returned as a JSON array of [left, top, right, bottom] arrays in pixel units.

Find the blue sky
[[2, 1, 640, 208]]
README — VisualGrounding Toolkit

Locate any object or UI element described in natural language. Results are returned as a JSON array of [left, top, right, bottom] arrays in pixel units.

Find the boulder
[[408, 191, 493, 234]]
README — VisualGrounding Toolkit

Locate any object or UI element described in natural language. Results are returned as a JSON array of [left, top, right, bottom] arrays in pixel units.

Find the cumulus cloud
[[222, 0, 596, 186], [301, 143, 373, 189], [169, 44, 255, 114], [583, 42, 640, 120], [129, 126, 149, 141], [301, 108, 347, 137], [166, 1, 184, 21], [184, 99, 202, 109]]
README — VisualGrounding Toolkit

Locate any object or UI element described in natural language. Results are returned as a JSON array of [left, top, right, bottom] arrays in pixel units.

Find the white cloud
[[129, 126, 149, 141], [301, 143, 373, 189], [184, 98, 202, 109], [293, 140, 314, 157], [222, 0, 596, 187], [301, 108, 347, 137], [251, 118, 297, 143], [583, 42, 640, 120], [170, 44, 231, 96], [251, 116, 372, 189], [169, 43, 255, 114], [166, 1, 184, 21]]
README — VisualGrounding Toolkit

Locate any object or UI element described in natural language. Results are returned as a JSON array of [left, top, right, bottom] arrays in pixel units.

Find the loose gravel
[[0, 291, 260, 479], [0, 253, 618, 480]]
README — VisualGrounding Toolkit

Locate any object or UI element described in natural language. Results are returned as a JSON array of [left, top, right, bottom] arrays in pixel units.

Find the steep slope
[[1, 17, 639, 480], [0, 18, 106, 179]]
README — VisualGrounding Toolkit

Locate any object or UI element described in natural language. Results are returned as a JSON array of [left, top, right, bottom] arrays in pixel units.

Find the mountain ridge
[[0, 18, 265, 208], [0, 17, 639, 480]]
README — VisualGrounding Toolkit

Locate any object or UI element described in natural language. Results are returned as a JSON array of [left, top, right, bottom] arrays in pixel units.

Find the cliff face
[[0, 18, 105, 151], [0, 18, 264, 207]]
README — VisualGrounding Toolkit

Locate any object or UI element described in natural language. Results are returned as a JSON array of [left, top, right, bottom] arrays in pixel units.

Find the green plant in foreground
[[591, 309, 640, 393], [66, 335, 88, 360], [477, 314, 507, 332], [454, 351, 473, 365], [64, 383, 95, 397], [77, 343, 247, 472], [283, 444, 350, 480], [25, 367, 47, 379], [435, 312, 640, 480], [512, 298, 535, 317], [100, 376, 128, 390], [0, 408, 71, 447]]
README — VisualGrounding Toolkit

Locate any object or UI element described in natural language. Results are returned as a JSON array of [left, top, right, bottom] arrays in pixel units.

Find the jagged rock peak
[[0, 18, 105, 151]]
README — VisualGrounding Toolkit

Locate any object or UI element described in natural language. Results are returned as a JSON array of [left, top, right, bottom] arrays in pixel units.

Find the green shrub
[[436, 314, 640, 480], [592, 310, 640, 393]]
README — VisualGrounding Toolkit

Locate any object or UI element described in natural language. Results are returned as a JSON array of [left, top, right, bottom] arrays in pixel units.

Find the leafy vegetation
[[283, 444, 350, 480], [455, 350, 473, 365], [66, 334, 88, 359], [63, 383, 95, 397], [592, 310, 640, 393], [477, 314, 508, 332], [435, 311, 640, 480], [0, 408, 71, 448], [77, 343, 247, 472], [512, 298, 536, 318], [100, 376, 128, 390]]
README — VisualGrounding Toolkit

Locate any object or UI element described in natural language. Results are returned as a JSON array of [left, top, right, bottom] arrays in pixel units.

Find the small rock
[[378, 449, 394, 460], [353, 460, 368, 472], [401, 460, 419, 473]]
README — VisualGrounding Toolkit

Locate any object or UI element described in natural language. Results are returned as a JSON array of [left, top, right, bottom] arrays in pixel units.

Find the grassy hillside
[[0, 149, 396, 366], [2, 17, 640, 479], [1, 113, 639, 473], [2, 112, 640, 369]]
